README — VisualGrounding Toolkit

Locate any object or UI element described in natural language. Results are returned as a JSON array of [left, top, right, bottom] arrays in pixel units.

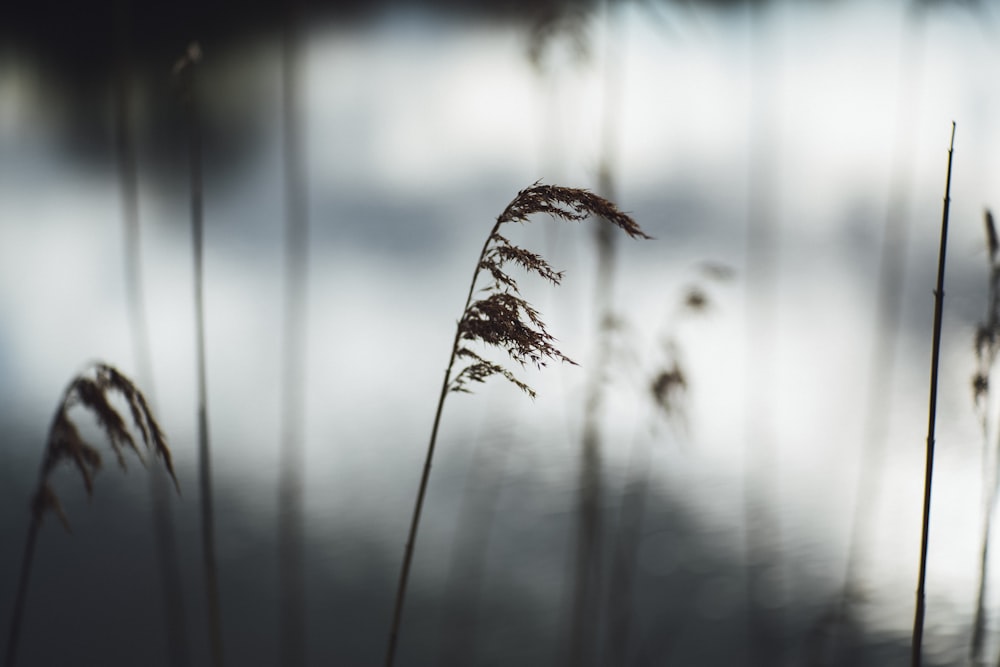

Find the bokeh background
[[2, 0, 1000, 664]]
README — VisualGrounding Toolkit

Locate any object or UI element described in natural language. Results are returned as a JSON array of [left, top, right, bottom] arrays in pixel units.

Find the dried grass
[[36, 363, 178, 528], [448, 184, 647, 398], [383, 183, 648, 667], [4, 363, 177, 667]]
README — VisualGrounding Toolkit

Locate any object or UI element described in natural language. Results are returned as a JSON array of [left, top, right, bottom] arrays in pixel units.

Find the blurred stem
[[277, 2, 309, 666], [181, 46, 225, 667], [970, 211, 1000, 666], [603, 437, 651, 667], [566, 4, 620, 666], [3, 512, 41, 667], [113, 1, 190, 665]]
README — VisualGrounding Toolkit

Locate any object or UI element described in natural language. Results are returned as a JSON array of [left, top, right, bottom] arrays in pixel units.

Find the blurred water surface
[[2, 1, 1000, 665]]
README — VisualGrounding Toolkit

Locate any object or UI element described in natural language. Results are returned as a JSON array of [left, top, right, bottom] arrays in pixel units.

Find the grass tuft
[[4, 363, 177, 667]]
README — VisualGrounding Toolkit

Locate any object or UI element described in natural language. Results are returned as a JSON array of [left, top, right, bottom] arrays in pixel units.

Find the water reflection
[[1, 1, 998, 665]]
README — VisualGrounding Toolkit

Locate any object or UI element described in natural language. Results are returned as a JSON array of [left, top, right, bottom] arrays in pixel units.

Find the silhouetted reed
[[969, 209, 1000, 666], [911, 121, 955, 667], [4, 363, 177, 667], [383, 183, 648, 667]]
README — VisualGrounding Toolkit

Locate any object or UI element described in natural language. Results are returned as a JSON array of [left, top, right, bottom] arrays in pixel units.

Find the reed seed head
[[449, 183, 648, 397], [34, 363, 177, 529]]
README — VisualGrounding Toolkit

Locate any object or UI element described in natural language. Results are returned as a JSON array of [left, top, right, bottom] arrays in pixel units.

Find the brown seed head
[[33, 363, 178, 529], [449, 183, 648, 396]]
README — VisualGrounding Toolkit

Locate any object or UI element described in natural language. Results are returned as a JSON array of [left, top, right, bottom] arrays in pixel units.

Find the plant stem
[[970, 211, 1000, 666], [567, 6, 620, 666], [383, 219, 501, 667], [3, 514, 41, 667], [278, 2, 308, 666], [113, 2, 190, 664], [911, 120, 955, 667], [182, 47, 225, 667]]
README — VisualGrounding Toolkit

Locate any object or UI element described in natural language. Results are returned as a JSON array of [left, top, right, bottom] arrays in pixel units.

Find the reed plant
[[3, 363, 178, 667], [969, 209, 1000, 666], [911, 121, 955, 667], [603, 263, 731, 667], [383, 183, 648, 667], [174, 42, 225, 667], [113, 7, 190, 662]]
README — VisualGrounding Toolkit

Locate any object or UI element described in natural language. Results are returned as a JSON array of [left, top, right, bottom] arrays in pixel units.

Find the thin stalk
[[3, 504, 42, 667], [567, 4, 621, 664], [970, 210, 1000, 666], [911, 121, 955, 667], [383, 219, 502, 667], [4, 385, 91, 667], [178, 44, 225, 667], [113, 2, 190, 663], [277, 2, 308, 665]]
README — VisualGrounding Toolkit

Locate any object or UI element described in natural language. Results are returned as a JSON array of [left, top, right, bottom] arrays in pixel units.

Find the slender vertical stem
[[567, 5, 620, 664], [181, 45, 225, 667], [113, 2, 190, 664], [278, 2, 308, 665], [384, 221, 500, 667], [911, 121, 955, 667], [970, 211, 1000, 666], [3, 515, 41, 667]]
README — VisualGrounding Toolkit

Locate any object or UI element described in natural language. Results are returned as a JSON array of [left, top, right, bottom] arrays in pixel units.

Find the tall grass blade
[[567, 5, 622, 665]]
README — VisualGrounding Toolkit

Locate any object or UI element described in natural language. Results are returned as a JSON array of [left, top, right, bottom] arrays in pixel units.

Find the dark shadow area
[[0, 422, 957, 666]]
